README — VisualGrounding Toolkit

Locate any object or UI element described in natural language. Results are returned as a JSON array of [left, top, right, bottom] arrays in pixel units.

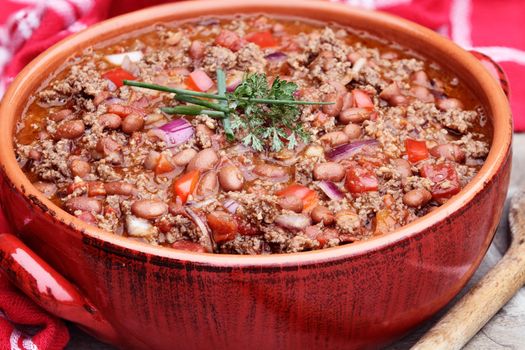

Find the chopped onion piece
[[223, 199, 240, 214], [327, 139, 379, 162], [104, 51, 143, 66], [265, 52, 288, 61], [275, 213, 311, 231], [351, 57, 367, 76], [189, 69, 214, 92], [226, 71, 244, 92], [149, 119, 194, 148], [126, 215, 155, 237], [317, 181, 344, 200], [185, 207, 215, 252]]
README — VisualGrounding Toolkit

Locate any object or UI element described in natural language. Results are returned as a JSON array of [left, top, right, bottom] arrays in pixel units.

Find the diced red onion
[[150, 119, 194, 148], [105, 97, 124, 105], [317, 181, 344, 201], [226, 71, 244, 92], [275, 213, 311, 231], [222, 199, 240, 214], [185, 207, 215, 251], [327, 139, 379, 162], [106, 80, 117, 92], [189, 69, 214, 91], [121, 55, 140, 77], [265, 51, 288, 61]]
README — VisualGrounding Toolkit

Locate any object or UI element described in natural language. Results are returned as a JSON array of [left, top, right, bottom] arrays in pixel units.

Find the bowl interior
[[0, 0, 512, 265]]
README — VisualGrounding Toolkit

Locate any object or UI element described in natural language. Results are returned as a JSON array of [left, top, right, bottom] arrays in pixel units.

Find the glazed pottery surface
[[0, 2, 512, 349]]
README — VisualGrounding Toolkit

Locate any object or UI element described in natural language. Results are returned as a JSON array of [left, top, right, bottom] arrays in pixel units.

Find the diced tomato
[[374, 209, 397, 235], [245, 31, 278, 48], [215, 30, 244, 52], [420, 163, 461, 199], [102, 68, 135, 88], [207, 211, 238, 243], [277, 184, 319, 211], [345, 166, 379, 193], [171, 240, 209, 253], [405, 139, 429, 163], [235, 216, 259, 236], [172, 170, 200, 204], [185, 70, 214, 92], [157, 218, 173, 233], [155, 154, 175, 175], [351, 89, 374, 110]]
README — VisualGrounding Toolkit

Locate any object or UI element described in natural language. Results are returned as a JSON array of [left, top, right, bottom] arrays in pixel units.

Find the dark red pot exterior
[[0, 151, 511, 349], [0, 2, 513, 349]]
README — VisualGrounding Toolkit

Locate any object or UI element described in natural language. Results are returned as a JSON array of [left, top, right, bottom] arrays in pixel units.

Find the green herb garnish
[[123, 71, 332, 152]]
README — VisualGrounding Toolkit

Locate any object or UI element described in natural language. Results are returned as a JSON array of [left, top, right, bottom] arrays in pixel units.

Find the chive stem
[[216, 68, 234, 142], [174, 95, 230, 113], [123, 80, 334, 105], [161, 106, 225, 118]]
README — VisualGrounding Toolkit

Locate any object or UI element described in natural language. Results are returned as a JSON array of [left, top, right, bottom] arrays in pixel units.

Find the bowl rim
[[0, 0, 512, 266]]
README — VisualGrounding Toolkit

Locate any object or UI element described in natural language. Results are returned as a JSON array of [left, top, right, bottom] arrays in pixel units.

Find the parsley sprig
[[123, 70, 332, 152]]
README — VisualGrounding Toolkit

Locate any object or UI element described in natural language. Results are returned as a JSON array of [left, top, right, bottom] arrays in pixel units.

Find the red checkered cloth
[[0, 1, 523, 349]]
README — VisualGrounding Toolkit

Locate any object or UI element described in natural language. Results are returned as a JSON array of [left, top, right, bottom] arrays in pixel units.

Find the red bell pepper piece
[[345, 166, 379, 193], [245, 31, 278, 48], [277, 184, 318, 211], [420, 163, 461, 199], [405, 139, 429, 163], [102, 68, 135, 88], [172, 170, 200, 204]]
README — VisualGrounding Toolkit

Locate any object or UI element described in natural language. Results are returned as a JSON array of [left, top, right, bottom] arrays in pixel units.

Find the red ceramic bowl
[[0, 1, 512, 349]]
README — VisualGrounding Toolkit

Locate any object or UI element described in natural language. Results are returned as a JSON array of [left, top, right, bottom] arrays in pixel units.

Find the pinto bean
[[411, 85, 434, 103], [313, 162, 345, 182], [49, 109, 73, 122], [392, 159, 412, 178], [218, 165, 244, 191], [93, 91, 110, 106], [65, 197, 102, 213], [33, 181, 57, 198], [341, 92, 353, 110], [98, 113, 122, 130], [379, 83, 407, 106], [96, 137, 121, 155], [403, 189, 432, 208], [430, 143, 466, 163], [197, 171, 219, 197], [121, 113, 144, 134], [28, 149, 42, 161], [55, 120, 85, 139], [131, 199, 168, 219], [172, 149, 197, 166], [189, 40, 205, 59], [320, 131, 349, 150], [253, 163, 288, 178], [143, 151, 160, 170], [335, 210, 360, 231], [187, 149, 219, 172], [411, 71, 430, 86], [437, 98, 463, 111], [311, 205, 335, 225], [70, 159, 91, 178], [278, 195, 303, 213], [104, 182, 136, 196], [343, 123, 361, 139], [322, 92, 343, 117], [339, 108, 371, 124]]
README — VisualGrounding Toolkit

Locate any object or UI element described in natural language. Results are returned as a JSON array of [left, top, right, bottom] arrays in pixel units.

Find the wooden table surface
[[67, 134, 525, 350]]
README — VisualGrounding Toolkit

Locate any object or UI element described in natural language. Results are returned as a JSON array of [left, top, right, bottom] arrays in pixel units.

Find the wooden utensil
[[412, 191, 525, 350]]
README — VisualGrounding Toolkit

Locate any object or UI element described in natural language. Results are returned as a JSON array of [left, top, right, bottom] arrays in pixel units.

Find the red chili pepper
[[405, 139, 429, 163], [172, 170, 200, 204], [155, 154, 175, 175], [345, 166, 379, 193], [420, 163, 461, 199], [245, 31, 278, 48], [102, 68, 135, 88], [277, 184, 319, 211]]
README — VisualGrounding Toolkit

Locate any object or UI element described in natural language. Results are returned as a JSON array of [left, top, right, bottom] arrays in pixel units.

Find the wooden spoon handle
[[411, 246, 525, 350]]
